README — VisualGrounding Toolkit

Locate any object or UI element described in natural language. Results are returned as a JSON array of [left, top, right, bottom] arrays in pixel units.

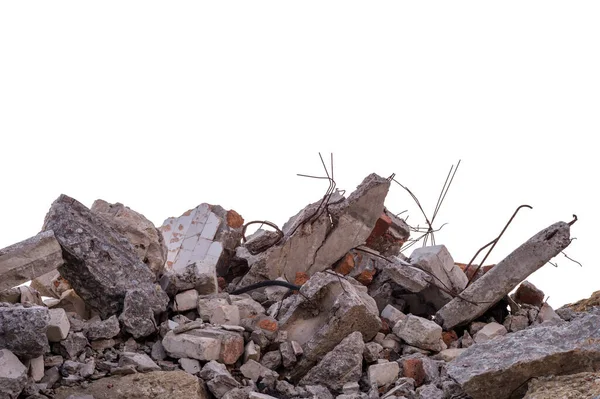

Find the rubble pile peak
[[0, 173, 589, 399]]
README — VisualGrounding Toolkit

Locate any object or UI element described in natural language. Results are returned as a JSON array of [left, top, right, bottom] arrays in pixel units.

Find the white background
[[1, 1, 598, 308]]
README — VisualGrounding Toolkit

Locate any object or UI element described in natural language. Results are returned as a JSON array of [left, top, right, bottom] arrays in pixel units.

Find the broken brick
[[334, 253, 355, 276], [402, 357, 425, 387]]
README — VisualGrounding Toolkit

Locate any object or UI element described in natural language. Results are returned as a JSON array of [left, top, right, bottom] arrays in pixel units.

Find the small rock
[[240, 359, 279, 382], [260, 350, 282, 369], [244, 341, 260, 363], [58, 332, 89, 360], [279, 341, 297, 368], [0, 349, 28, 398], [364, 342, 383, 363], [433, 348, 466, 362], [207, 374, 241, 399], [473, 322, 508, 343], [460, 330, 474, 349], [173, 289, 199, 312], [47, 308, 71, 342], [368, 361, 400, 387], [178, 358, 201, 375], [416, 383, 444, 399], [118, 352, 161, 372], [0, 304, 50, 358], [29, 355, 45, 382], [83, 315, 120, 341], [211, 304, 241, 326], [90, 339, 116, 351], [393, 314, 446, 352], [514, 281, 545, 307], [151, 341, 167, 361]]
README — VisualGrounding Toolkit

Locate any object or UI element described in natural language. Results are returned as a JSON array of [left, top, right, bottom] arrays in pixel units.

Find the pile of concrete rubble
[[0, 173, 594, 399]]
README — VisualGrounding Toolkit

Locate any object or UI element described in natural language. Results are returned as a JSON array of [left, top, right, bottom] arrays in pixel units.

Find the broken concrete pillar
[[0, 304, 49, 358], [435, 221, 572, 330], [447, 309, 600, 399], [299, 331, 365, 392], [91, 199, 168, 279], [42, 194, 166, 318], [0, 349, 28, 399], [0, 230, 64, 292], [159, 203, 244, 295], [278, 272, 381, 382], [236, 174, 390, 288]]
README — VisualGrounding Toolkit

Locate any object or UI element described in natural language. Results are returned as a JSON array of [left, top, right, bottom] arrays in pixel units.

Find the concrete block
[[178, 358, 201, 375], [409, 245, 467, 294], [393, 314, 446, 352], [0, 349, 28, 398], [240, 359, 278, 382], [173, 289, 199, 312], [0, 304, 50, 358], [29, 355, 45, 382], [118, 352, 161, 372], [473, 322, 508, 343], [210, 304, 240, 326], [381, 304, 407, 325], [0, 230, 64, 292], [47, 308, 70, 342]]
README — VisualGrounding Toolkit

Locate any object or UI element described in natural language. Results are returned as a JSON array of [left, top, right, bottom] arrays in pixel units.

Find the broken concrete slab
[[0, 303, 50, 358], [278, 272, 381, 382], [53, 370, 208, 399], [409, 245, 467, 296], [42, 194, 165, 318], [119, 287, 168, 339], [299, 331, 364, 392], [393, 314, 446, 352], [91, 199, 167, 279], [240, 359, 279, 382], [236, 174, 390, 288], [0, 349, 28, 399], [435, 221, 572, 330], [0, 230, 64, 292], [447, 309, 600, 399], [159, 203, 244, 295]]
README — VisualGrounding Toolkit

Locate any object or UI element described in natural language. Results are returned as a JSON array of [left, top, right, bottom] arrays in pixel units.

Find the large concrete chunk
[[159, 204, 244, 295], [0, 304, 49, 358], [237, 174, 390, 287], [393, 314, 446, 352], [119, 287, 168, 339], [0, 230, 64, 292], [91, 199, 168, 279], [409, 245, 467, 295], [278, 272, 381, 382], [436, 221, 572, 329], [42, 194, 162, 318], [0, 349, 28, 399], [53, 370, 208, 399], [299, 331, 365, 392], [446, 310, 600, 399]]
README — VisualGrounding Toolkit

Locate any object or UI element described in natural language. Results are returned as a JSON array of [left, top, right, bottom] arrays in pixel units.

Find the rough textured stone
[[278, 272, 381, 382], [524, 371, 600, 398], [401, 357, 425, 386], [91, 199, 167, 279], [368, 361, 399, 387], [447, 310, 600, 399], [29, 355, 45, 382], [0, 230, 64, 292], [53, 370, 208, 398], [473, 322, 508, 343], [31, 270, 72, 300], [237, 174, 390, 288], [393, 314, 446, 352], [503, 312, 530, 333], [42, 194, 165, 318], [162, 328, 243, 364], [299, 331, 365, 391], [197, 295, 231, 321], [535, 303, 562, 324], [58, 332, 89, 360], [173, 289, 199, 312], [409, 245, 467, 297], [514, 280, 545, 307], [416, 384, 444, 399], [207, 373, 240, 399], [433, 348, 467, 362], [0, 349, 28, 399], [363, 342, 383, 363], [210, 304, 240, 326], [435, 221, 572, 329], [119, 287, 168, 339], [47, 308, 70, 342], [83, 315, 120, 341], [0, 304, 49, 358], [380, 304, 406, 326], [119, 352, 161, 372], [240, 359, 278, 382], [179, 358, 201, 375], [159, 204, 243, 295]]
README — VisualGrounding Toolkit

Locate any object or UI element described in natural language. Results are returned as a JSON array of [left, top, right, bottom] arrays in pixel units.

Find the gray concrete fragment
[[299, 331, 364, 391], [473, 322, 507, 343], [435, 221, 572, 329], [0, 304, 50, 358], [119, 352, 161, 372], [0, 349, 28, 399], [162, 327, 243, 364], [207, 373, 240, 399], [416, 384, 444, 399], [91, 199, 167, 279], [83, 315, 120, 341], [237, 174, 389, 288], [393, 314, 446, 352], [0, 230, 64, 292], [178, 358, 201, 374], [173, 289, 199, 312], [29, 355, 45, 382], [57, 332, 89, 359], [278, 272, 381, 382], [42, 195, 164, 318], [447, 309, 600, 399], [240, 359, 278, 382], [119, 287, 168, 339], [380, 304, 406, 326], [368, 361, 399, 387], [47, 308, 71, 342], [409, 245, 467, 296]]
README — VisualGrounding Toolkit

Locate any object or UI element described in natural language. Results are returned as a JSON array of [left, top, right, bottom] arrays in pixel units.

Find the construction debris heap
[[0, 173, 590, 399]]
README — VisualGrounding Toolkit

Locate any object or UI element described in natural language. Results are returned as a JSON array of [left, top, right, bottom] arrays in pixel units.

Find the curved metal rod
[[241, 220, 284, 246], [464, 204, 533, 287]]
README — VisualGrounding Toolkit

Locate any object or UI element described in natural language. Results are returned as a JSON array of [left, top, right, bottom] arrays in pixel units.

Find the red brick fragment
[[402, 358, 425, 387], [295, 272, 309, 286], [334, 253, 355, 275], [356, 270, 375, 286], [442, 330, 458, 347], [226, 210, 244, 228], [366, 213, 392, 247], [258, 318, 278, 332], [515, 281, 545, 307]]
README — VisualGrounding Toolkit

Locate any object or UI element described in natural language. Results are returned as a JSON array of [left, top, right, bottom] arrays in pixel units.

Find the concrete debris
[[42, 194, 165, 318], [299, 331, 364, 391], [91, 199, 168, 279], [0, 178, 588, 399], [0, 230, 64, 292], [435, 220, 572, 329], [159, 203, 244, 295]]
